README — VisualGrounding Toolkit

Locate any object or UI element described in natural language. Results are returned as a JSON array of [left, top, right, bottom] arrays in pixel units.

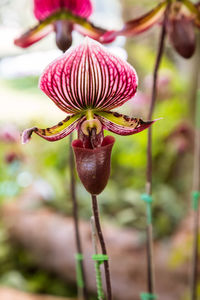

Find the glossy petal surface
[[14, 22, 53, 48], [34, 0, 92, 21], [40, 38, 138, 114], [96, 111, 155, 135], [72, 136, 115, 195], [22, 114, 81, 143]]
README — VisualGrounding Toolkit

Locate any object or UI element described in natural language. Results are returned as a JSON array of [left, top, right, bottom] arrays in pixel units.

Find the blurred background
[[0, 0, 199, 299]]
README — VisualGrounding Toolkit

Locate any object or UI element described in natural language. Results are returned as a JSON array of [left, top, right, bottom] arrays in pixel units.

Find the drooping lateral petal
[[182, 0, 200, 16], [39, 38, 138, 114], [122, 1, 167, 36], [22, 114, 82, 144], [96, 111, 155, 136], [102, 3, 168, 43], [34, 0, 92, 21], [14, 21, 53, 48]]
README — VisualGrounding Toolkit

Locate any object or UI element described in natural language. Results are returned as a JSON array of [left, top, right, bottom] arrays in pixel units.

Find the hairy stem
[[145, 18, 167, 294], [91, 195, 112, 300], [69, 133, 88, 300]]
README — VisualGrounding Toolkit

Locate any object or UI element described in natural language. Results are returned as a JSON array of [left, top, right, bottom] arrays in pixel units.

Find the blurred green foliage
[[0, 13, 196, 299]]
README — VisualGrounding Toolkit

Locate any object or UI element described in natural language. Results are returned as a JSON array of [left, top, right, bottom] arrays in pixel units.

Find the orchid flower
[[14, 0, 109, 52], [22, 38, 156, 194], [101, 0, 200, 59]]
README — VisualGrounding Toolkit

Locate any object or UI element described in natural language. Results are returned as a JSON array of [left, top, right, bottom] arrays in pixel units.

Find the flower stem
[[91, 194, 112, 300], [69, 133, 88, 300], [190, 37, 200, 300], [91, 216, 104, 300], [145, 16, 167, 294], [191, 190, 200, 300]]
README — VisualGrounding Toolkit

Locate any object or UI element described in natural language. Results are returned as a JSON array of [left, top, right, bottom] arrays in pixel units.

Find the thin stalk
[[145, 17, 167, 294], [91, 194, 112, 300], [191, 206, 199, 300], [91, 216, 99, 255], [91, 216, 104, 300], [190, 37, 200, 300], [69, 133, 88, 300], [191, 129, 200, 300]]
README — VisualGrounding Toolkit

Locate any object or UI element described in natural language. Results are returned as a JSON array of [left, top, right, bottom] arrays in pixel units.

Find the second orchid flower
[[14, 0, 109, 52], [102, 0, 200, 59]]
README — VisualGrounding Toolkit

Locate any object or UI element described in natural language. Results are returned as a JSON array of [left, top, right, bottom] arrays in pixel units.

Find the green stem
[[69, 133, 88, 300], [91, 217, 104, 300], [190, 37, 200, 299], [145, 11, 167, 294], [91, 195, 112, 300]]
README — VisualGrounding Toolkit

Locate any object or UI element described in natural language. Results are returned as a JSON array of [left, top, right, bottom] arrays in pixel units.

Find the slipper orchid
[[14, 0, 109, 52], [101, 0, 200, 59], [22, 38, 156, 194]]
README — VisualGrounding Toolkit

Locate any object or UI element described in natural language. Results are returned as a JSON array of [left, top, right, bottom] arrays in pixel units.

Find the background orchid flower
[[14, 0, 109, 52], [101, 0, 200, 59], [22, 38, 155, 194]]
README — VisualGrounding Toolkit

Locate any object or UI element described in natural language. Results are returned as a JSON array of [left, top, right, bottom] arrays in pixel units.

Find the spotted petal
[[101, 1, 167, 43], [22, 114, 82, 144], [40, 38, 138, 114], [34, 0, 92, 21], [96, 111, 155, 136]]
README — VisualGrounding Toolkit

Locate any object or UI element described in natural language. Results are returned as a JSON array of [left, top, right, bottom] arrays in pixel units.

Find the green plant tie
[[92, 254, 108, 300], [141, 193, 153, 225], [192, 191, 200, 211], [75, 253, 84, 288], [140, 292, 157, 300]]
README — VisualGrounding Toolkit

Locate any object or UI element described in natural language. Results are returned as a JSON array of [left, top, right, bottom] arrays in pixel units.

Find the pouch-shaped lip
[[72, 135, 115, 149], [72, 136, 115, 195]]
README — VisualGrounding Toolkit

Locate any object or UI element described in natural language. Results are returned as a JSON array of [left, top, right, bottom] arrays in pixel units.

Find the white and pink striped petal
[[34, 0, 92, 21], [39, 38, 138, 114]]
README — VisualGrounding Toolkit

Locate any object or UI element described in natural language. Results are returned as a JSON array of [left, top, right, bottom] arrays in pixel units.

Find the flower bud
[[72, 136, 115, 195], [167, 16, 196, 59]]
